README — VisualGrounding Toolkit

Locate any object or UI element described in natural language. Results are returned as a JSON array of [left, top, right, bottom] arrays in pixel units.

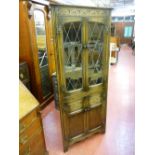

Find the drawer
[[19, 110, 38, 134], [19, 118, 42, 150], [19, 128, 46, 155], [31, 141, 46, 155], [19, 144, 30, 155], [30, 129, 46, 155]]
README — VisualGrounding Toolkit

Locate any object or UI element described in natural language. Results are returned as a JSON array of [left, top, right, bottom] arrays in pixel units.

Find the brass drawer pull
[[20, 135, 28, 145]]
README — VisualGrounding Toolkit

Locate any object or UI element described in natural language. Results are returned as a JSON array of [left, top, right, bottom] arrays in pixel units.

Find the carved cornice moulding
[[55, 7, 110, 17]]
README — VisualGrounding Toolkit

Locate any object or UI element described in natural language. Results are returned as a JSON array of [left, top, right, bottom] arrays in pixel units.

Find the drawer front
[[19, 118, 42, 150], [19, 128, 46, 155], [30, 129, 46, 155], [20, 110, 38, 134], [19, 144, 30, 155]]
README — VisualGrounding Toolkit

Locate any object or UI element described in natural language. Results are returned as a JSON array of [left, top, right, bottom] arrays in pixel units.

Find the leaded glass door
[[86, 20, 107, 133], [57, 17, 87, 146]]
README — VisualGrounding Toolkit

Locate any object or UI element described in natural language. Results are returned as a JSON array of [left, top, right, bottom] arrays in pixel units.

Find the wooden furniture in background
[[19, 0, 56, 109], [111, 21, 134, 45], [19, 81, 47, 155], [110, 36, 120, 64], [52, 4, 111, 151], [51, 72, 59, 109], [19, 62, 31, 90]]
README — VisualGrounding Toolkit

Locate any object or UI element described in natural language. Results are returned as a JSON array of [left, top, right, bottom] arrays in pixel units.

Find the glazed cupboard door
[[85, 19, 109, 133], [56, 17, 87, 148]]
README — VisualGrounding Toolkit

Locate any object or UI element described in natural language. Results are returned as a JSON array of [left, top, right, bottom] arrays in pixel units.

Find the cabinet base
[[63, 125, 105, 152]]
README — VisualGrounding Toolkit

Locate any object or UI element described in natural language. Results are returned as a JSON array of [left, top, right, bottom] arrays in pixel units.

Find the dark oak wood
[[52, 5, 111, 152]]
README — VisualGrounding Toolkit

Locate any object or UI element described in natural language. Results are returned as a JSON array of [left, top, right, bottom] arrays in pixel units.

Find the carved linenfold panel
[[56, 7, 109, 17]]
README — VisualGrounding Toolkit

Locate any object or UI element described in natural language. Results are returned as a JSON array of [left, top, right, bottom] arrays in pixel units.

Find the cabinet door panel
[[88, 106, 103, 130], [88, 94, 105, 130], [68, 112, 85, 138]]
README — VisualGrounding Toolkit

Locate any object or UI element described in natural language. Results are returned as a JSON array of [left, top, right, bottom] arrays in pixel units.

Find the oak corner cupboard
[[51, 4, 112, 152]]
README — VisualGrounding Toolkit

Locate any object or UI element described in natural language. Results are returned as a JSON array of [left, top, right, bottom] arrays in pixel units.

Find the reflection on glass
[[34, 10, 51, 97], [63, 22, 83, 91], [87, 22, 104, 86]]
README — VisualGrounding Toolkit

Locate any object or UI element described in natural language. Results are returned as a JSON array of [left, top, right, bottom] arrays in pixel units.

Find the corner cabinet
[[52, 5, 111, 152], [19, 0, 56, 108]]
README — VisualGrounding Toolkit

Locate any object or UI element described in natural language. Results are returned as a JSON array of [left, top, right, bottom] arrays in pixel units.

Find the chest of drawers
[[19, 81, 47, 155], [19, 109, 47, 155]]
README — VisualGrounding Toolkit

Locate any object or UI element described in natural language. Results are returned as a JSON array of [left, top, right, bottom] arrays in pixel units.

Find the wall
[[112, 21, 134, 45]]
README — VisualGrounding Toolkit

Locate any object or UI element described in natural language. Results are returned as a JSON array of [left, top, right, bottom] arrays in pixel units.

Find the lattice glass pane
[[88, 22, 104, 86], [63, 22, 83, 91]]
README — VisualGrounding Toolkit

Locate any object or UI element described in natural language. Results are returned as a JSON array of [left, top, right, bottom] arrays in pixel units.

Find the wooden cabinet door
[[56, 9, 111, 152], [85, 19, 110, 134], [56, 17, 88, 150]]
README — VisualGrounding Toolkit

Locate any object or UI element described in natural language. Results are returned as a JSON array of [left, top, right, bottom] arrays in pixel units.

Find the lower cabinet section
[[62, 97, 106, 152], [19, 108, 47, 155]]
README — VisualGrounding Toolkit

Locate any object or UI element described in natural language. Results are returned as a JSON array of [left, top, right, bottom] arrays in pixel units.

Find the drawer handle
[[20, 135, 28, 145]]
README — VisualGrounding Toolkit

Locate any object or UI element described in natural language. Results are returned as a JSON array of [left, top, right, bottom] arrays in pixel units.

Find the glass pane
[[124, 26, 133, 37], [63, 22, 82, 91], [88, 22, 104, 86], [34, 10, 51, 97]]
